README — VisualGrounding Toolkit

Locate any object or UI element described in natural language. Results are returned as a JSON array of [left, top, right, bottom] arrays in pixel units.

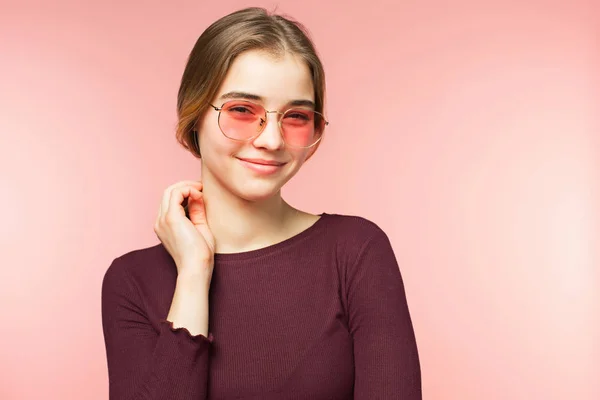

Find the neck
[[199, 168, 298, 254]]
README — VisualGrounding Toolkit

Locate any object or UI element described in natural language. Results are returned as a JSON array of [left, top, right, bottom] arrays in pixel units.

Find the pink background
[[1, 0, 598, 399]]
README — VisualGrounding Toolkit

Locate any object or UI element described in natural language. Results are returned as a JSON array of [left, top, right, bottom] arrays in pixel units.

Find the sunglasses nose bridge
[[264, 110, 284, 119], [259, 109, 285, 129]]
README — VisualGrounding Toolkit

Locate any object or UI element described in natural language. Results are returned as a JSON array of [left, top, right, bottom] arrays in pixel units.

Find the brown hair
[[175, 7, 327, 158]]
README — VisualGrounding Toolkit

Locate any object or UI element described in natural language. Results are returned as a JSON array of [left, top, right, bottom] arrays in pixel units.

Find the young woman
[[101, 7, 421, 400]]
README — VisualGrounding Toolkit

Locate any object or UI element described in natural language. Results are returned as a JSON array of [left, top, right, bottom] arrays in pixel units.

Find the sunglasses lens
[[218, 101, 325, 147], [280, 109, 324, 148], [219, 101, 264, 140]]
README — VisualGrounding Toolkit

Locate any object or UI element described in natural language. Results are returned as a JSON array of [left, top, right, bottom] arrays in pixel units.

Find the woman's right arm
[[101, 258, 212, 400], [102, 180, 215, 399]]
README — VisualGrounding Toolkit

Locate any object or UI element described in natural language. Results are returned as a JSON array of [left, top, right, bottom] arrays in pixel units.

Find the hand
[[154, 180, 215, 278]]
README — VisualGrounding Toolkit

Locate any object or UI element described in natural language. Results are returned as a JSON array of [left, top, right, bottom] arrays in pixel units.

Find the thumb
[[187, 188, 207, 224]]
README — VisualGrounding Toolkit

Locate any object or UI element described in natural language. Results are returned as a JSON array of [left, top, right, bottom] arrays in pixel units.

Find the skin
[[154, 49, 323, 336]]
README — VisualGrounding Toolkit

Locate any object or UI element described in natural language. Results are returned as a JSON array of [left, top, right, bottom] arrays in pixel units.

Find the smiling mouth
[[237, 157, 286, 166], [237, 158, 287, 174]]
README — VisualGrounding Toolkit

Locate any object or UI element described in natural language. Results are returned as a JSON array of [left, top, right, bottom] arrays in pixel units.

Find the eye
[[227, 105, 255, 114], [285, 110, 312, 121]]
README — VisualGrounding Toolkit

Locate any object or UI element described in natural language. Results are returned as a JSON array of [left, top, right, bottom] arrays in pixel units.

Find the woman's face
[[197, 49, 320, 201]]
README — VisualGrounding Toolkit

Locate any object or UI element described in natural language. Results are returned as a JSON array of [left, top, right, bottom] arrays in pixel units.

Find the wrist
[[177, 264, 212, 286]]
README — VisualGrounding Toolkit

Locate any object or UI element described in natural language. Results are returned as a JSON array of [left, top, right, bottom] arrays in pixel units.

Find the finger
[[187, 188, 207, 223], [189, 187, 203, 200], [166, 185, 195, 220], [172, 180, 203, 190], [188, 187, 204, 210], [165, 181, 202, 204], [161, 188, 172, 220], [160, 180, 202, 219]]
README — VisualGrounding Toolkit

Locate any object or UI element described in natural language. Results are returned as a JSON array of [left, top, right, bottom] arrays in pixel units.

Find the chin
[[228, 179, 284, 202], [237, 189, 281, 202]]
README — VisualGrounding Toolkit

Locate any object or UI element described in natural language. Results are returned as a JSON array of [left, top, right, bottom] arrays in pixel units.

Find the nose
[[251, 111, 285, 151]]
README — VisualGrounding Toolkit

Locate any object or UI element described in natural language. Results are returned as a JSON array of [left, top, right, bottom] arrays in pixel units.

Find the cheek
[[199, 120, 230, 153], [199, 130, 245, 172], [291, 148, 312, 163]]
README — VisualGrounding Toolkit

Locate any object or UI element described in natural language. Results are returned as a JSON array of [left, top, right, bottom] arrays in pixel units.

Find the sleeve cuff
[[159, 319, 214, 344]]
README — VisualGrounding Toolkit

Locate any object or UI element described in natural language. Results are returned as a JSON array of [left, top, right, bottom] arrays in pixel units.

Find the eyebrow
[[218, 91, 316, 109]]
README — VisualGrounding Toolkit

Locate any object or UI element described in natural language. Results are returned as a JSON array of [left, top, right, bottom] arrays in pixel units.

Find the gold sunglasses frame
[[208, 100, 329, 149]]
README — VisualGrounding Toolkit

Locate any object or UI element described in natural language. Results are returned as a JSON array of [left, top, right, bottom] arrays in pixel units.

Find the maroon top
[[101, 213, 421, 399]]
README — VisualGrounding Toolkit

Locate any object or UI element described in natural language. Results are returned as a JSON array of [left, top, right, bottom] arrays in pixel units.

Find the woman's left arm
[[347, 226, 422, 399]]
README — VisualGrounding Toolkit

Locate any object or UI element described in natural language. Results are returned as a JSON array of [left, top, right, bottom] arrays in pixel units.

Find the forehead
[[216, 50, 314, 105]]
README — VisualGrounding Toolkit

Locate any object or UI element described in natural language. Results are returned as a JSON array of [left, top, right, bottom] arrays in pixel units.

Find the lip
[[237, 157, 286, 166], [237, 157, 286, 175]]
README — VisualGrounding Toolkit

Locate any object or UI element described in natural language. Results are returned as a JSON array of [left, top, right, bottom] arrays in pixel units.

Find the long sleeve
[[347, 227, 422, 399], [101, 257, 212, 400]]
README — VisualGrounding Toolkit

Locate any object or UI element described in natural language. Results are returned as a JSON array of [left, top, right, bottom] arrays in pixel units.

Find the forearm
[[167, 263, 212, 337], [103, 258, 213, 400]]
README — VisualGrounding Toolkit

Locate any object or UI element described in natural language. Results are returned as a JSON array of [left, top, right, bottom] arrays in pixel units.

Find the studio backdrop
[[0, 0, 597, 399]]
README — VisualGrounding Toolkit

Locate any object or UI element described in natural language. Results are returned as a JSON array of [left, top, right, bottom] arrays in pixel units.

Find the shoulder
[[321, 212, 390, 245], [102, 243, 176, 293], [320, 212, 394, 265], [321, 214, 403, 299]]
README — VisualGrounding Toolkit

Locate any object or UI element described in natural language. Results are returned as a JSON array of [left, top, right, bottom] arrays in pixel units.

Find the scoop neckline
[[213, 212, 330, 262]]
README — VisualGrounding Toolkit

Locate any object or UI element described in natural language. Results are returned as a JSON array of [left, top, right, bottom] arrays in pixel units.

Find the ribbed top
[[101, 212, 421, 399], [212, 212, 328, 262]]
